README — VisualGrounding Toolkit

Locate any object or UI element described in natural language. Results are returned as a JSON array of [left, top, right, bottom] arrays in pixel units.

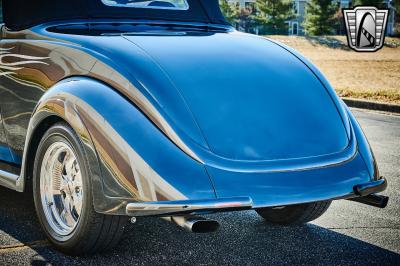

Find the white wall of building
[[227, 0, 256, 8]]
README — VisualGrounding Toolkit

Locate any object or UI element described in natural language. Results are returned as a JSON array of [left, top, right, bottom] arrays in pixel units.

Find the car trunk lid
[[124, 32, 349, 161]]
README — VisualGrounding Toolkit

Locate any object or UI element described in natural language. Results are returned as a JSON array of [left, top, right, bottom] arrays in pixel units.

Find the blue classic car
[[0, 0, 388, 255]]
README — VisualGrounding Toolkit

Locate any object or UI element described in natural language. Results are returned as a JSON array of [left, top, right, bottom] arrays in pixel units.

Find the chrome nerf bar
[[126, 197, 253, 217]]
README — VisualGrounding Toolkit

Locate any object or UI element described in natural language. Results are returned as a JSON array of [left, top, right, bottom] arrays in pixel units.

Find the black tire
[[256, 201, 331, 225], [33, 122, 127, 255]]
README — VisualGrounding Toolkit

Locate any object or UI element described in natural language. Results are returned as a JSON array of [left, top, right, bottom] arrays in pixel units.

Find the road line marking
[[0, 240, 49, 254]]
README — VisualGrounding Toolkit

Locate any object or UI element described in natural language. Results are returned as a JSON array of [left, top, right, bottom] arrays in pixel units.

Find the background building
[[287, 0, 307, 35], [227, 0, 256, 8], [228, 0, 396, 36], [287, 0, 350, 36], [0, 0, 397, 36]]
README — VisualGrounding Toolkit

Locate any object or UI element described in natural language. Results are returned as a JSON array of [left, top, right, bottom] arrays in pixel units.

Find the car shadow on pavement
[[0, 186, 399, 265]]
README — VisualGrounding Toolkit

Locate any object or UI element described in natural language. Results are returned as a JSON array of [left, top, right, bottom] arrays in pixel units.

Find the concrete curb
[[342, 97, 400, 114]]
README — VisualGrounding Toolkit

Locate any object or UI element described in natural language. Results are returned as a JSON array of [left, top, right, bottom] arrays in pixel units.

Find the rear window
[[101, 0, 189, 10]]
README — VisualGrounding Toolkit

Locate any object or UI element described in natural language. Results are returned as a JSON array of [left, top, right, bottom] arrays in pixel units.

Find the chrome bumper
[[347, 178, 389, 208], [126, 197, 253, 217], [125, 178, 388, 217], [353, 178, 387, 196]]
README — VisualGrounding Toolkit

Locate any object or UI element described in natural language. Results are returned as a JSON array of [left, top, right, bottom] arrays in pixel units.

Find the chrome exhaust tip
[[348, 194, 389, 208], [167, 215, 220, 233]]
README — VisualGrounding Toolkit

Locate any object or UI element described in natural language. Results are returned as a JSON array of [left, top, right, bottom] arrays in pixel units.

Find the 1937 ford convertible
[[0, 0, 388, 255]]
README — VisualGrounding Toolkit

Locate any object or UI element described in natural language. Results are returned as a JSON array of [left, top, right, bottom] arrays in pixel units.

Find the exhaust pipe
[[348, 194, 389, 208], [165, 215, 220, 233]]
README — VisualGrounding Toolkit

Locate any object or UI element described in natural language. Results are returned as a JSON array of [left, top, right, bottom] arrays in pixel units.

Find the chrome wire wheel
[[40, 141, 83, 236]]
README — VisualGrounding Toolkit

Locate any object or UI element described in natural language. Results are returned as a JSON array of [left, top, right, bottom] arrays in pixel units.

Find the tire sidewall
[[256, 201, 331, 225], [33, 123, 93, 248]]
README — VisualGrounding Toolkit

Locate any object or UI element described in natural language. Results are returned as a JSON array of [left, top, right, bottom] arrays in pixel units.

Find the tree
[[303, 0, 339, 35], [255, 0, 294, 34], [352, 0, 386, 8], [236, 5, 257, 33], [219, 0, 238, 25], [219, 1, 256, 33], [393, 0, 400, 17], [392, 0, 400, 36]]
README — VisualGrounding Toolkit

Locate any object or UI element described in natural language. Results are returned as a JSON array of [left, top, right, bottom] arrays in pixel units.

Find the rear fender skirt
[[20, 77, 216, 215]]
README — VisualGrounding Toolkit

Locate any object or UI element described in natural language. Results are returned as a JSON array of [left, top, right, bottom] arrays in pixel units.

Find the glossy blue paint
[[0, 146, 14, 163], [124, 32, 349, 161], [266, 38, 352, 138], [0, 19, 385, 211], [36, 26, 350, 162], [206, 152, 371, 207], [53, 78, 217, 201], [344, 103, 379, 180]]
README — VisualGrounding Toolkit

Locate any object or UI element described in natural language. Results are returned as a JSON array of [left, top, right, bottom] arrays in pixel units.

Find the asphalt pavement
[[0, 109, 399, 265]]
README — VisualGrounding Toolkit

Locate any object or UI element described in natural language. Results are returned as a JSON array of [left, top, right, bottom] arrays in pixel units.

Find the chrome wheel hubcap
[[40, 141, 83, 236]]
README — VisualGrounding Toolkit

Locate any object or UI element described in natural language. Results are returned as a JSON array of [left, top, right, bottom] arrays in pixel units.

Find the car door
[[0, 24, 55, 165], [0, 39, 45, 164], [0, 107, 14, 163], [0, 14, 16, 163]]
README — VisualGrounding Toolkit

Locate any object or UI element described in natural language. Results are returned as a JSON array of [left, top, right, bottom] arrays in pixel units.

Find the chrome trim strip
[[0, 169, 20, 191], [126, 197, 253, 217]]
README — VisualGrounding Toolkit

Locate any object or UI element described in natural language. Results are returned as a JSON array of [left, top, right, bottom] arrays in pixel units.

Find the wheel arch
[[18, 76, 216, 215], [17, 77, 110, 214], [22, 115, 64, 192]]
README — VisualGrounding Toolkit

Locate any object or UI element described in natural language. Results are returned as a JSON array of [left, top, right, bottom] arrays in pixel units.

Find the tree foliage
[[219, 0, 256, 33], [303, 0, 339, 35], [352, 0, 386, 8], [392, 0, 400, 36], [390, 0, 399, 17], [219, 0, 238, 25], [255, 0, 294, 34], [236, 6, 257, 33]]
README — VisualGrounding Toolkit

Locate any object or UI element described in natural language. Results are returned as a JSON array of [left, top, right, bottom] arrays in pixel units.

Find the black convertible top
[[3, 0, 228, 31]]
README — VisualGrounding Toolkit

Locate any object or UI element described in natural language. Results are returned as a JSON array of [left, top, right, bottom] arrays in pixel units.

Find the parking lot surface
[[0, 109, 399, 265]]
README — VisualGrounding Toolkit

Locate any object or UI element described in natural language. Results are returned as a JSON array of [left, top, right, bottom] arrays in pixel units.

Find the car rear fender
[[20, 77, 216, 215], [343, 103, 380, 180]]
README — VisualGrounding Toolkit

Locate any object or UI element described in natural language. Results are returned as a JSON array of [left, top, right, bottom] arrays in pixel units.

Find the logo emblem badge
[[343, 6, 389, 52]]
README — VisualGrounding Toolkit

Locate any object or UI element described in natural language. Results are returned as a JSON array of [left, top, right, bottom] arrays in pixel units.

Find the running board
[[0, 169, 20, 191]]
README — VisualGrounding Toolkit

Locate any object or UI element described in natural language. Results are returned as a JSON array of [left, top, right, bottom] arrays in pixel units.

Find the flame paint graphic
[[0, 47, 50, 76]]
